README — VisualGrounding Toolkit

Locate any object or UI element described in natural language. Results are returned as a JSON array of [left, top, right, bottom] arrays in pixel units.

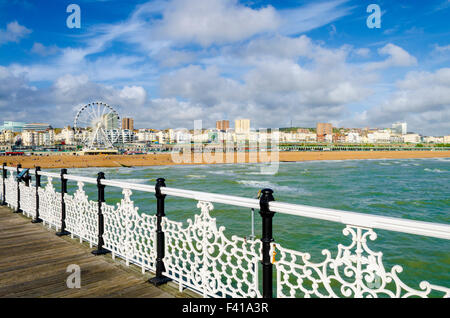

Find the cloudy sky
[[0, 0, 449, 135]]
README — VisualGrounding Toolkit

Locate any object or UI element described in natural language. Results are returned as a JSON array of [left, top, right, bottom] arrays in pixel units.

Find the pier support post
[[32, 167, 42, 223], [14, 164, 22, 213], [56, 168, 70, 236], [1, 163, 6, 206], [149, 178, 171, 286], [92, 172, 109, 255], [259, 188, 275, 298]]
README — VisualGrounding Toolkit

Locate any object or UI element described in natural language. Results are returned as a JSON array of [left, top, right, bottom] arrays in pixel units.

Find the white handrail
[[2, 165, 449, 240], [269, 201, 450, 240], [38, 171, 61, 178], [100, 179, 156, 193], [64, 174, 98, 184]]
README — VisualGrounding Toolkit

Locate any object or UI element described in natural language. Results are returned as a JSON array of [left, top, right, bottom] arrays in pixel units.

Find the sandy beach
[[1, 151, 449, 169]]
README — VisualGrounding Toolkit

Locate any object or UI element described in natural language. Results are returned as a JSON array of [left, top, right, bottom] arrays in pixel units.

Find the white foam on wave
[[112, 178, 150, 184], [186, 174, 206, 179], [424, 168, 447, 173], [433, 157, 450, 162], [245, 171, 277, 175], [208, 170, 235, 176], [237, 180, 310, 194]]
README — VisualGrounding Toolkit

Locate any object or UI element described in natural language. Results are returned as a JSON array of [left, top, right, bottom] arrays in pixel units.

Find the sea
[[51, 157, 450, 293]]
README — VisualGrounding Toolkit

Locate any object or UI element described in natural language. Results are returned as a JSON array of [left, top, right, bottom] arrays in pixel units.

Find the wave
[[111, 178, 150, 184], [433, 158, 450, 162], [245, 171, 277, 175], [208, 170, 235, 176], [186, 174, 206, 179], [237, 180, 310, 194], [424, 168, 447, 173]]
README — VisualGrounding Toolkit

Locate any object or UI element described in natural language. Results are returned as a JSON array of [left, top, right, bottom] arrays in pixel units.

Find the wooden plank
[[0, 206, 192, 298]]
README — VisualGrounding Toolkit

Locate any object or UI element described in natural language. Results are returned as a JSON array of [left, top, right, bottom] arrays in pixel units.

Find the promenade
[[0, 206, 193, 298], [2, 150, 450, 169]]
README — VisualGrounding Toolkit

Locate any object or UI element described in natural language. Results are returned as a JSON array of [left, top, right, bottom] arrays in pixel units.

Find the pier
[[0, 205, 193, 298], [1, 163, 449, 298]]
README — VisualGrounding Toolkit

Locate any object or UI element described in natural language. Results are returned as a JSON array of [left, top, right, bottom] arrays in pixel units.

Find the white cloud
[[153, 0, 279, 46], [354, 48, 370, 58], [119, 86, 147, 105], [365, 43, 417, 71], [278, 0, 353, 35], [0, 21, 31, 45], [31, 42, 60, 56], [346, 68, 450, 135]]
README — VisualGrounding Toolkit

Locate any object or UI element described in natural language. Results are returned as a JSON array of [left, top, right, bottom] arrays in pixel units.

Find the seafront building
[[316, 123, 333, 142], [216, 120, 230, 131], [235, 119, 250, 134], [0, 121, 25, 132], [103, 113, 119, 130], [122, 117, 134, 130], [392, 122, 407, 135], [1, 118, 449, 152], [23, 123, 52, 132]]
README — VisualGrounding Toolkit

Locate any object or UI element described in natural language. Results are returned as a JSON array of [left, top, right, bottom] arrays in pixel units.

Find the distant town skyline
[[0, 1, 449, 135], [2, 118, 448, 138]]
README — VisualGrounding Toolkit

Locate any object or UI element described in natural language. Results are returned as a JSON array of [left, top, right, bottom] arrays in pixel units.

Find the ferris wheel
[[73, 102, 121, 150]]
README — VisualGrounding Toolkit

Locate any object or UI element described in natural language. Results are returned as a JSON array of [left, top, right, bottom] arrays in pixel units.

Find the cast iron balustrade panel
[[162, 201, 262, 298], [65, 181, 99, 247], [102, 188, 158, 273]]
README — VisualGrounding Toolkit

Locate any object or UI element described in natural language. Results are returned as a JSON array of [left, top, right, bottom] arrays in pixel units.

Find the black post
[[92, 172, 109, 255], [149, 178, 171, 286], [14, 164, 22, 213], [259, 188, 275, 298], [56, 168, 69, 236], [31, 167, 42, 223], [1, 163, 6, 206]]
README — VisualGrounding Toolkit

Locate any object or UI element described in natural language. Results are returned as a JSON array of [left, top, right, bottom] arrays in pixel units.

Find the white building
[[0, 130, 14, 144], [235, 119, 250, 134], [136, 129, 157, 143], [423, 136, 444, 143], [104, 129, 135, 144], [392, 122, 407, 135], [59, 127, 75, 145], [403, 133, 421, 143], [345, 132, 361, 143], [368, 131, 391, 143]]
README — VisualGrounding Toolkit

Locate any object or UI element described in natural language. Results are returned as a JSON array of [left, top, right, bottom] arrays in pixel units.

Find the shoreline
[[1, 150, 449, 169]]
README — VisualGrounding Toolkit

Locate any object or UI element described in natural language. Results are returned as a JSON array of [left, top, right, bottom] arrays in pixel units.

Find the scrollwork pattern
[[65, 182, 98, 246], [37, 177, 61, 229], [102, 188, 157, 272], [5, 171, 17, 210], [272, 225, 450, 298], [19, 182, 36, 217], [162, 201, 262, 298]]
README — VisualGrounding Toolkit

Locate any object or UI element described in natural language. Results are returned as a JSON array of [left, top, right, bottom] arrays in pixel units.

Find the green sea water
[[57, 157, 450, 293]]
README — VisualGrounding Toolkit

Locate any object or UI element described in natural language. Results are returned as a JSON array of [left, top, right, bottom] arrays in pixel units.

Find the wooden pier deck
[[0, 206, 194, 298]]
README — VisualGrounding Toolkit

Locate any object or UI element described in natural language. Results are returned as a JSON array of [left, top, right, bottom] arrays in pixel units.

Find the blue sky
[[0, 0, 449, 135]]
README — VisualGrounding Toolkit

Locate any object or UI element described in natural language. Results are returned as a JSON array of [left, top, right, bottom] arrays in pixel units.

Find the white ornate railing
[[102, 188, 158, 272], [1, 164, 449, 298]]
